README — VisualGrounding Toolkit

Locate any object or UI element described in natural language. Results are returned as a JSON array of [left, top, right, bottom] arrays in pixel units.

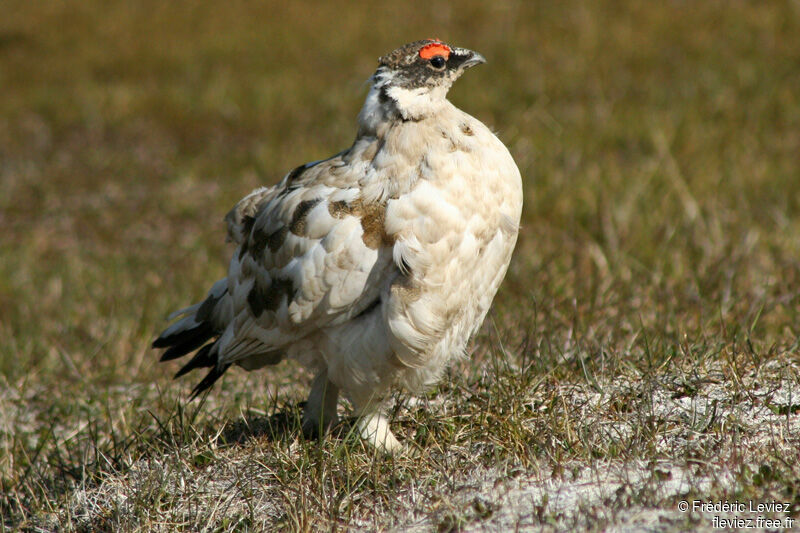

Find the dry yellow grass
[[2, 1, 799, 531]]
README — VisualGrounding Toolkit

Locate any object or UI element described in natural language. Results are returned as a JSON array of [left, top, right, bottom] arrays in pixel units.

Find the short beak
[[451, 48, 487, 70]]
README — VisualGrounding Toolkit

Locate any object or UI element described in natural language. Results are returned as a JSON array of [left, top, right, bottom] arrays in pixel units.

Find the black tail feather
[[189, 363, 231, 401], [153, 322, 214, 353], [153, 299, 230, 399], [174, 343, 216, 379], [158, 324, 215, 362]]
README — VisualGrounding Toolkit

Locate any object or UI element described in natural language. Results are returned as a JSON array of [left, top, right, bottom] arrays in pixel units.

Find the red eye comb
[[419, 41, 452, 60]]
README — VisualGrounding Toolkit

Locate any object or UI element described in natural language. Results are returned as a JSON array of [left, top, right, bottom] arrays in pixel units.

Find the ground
[[1, 1, 799, 531]]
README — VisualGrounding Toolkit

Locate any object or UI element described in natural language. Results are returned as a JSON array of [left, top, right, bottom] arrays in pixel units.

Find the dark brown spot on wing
[[248, 278, 295, 317], [460, 123, 474, 136], [359, 201, 391, 249], [267, 226, 288, 253], [327, 199, 393, 249], [289, 199, 321, 236], [249, 224, 289, 259], [241, 215, 256, 238], [286, 164, 308, 184], [248, 226, 268, 258], [328, 200, 358, 219], [237, 215, 258, 259]]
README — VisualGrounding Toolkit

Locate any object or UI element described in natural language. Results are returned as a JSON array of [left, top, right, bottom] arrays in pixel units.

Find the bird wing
[[216, 152, 399, 366]]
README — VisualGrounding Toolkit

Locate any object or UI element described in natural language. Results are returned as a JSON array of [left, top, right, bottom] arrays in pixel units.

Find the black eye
[[429, 55, 446, 69]]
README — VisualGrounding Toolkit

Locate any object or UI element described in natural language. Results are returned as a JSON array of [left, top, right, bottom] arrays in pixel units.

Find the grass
[[2, 0, 800, 530]]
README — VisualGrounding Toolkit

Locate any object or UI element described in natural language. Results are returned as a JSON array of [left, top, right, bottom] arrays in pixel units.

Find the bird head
[[367, 39, 486, 122]]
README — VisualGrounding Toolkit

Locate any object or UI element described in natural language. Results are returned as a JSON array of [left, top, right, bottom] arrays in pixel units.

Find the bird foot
[[356, 411, 403, 454]]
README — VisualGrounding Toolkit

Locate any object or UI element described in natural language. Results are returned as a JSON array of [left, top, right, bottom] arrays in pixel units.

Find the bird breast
[[379, 105, 523, 371]]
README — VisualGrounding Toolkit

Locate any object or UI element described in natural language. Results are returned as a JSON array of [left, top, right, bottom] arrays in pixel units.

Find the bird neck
[[356, 75, 450, 138]]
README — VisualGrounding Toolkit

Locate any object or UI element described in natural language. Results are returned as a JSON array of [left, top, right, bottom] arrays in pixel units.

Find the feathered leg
[[302, 369, 340, 438], [348, 389, 402, 454], [356, 410, 402, 454]]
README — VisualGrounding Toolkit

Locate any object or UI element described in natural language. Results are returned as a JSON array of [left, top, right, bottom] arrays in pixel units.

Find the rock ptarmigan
[[153, 39, 523, 453]]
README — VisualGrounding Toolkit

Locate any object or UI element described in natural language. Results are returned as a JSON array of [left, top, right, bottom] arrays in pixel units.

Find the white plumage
[[153, 39, 523, 452]]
